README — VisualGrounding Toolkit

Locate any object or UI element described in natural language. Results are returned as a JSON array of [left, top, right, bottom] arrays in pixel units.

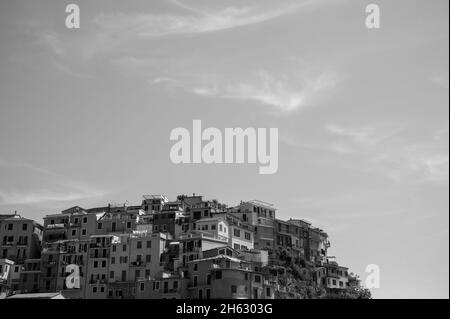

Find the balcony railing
[[89, 279, 108, 284], [46, 223, 67, 229], [131, 261, 145, 267]]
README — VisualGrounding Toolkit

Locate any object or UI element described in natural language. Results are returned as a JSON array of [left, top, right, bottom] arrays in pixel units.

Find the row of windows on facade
[[91, 253, 153, 267], [48, 214, 135, 226], [328, 278, 348, 288], [150, 276, 271, 298], [89, 268, 151, 283], [42, 241, 153, 264], [2, 235, 28, 245], [190, 271, 262, 285], [251, 206, 274, 218], [2, 223, 29, 231], [2, 248, 27, 259]]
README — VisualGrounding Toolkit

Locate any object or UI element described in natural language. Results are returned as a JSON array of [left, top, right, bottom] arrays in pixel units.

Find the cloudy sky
[[0, 0, 448, 298]]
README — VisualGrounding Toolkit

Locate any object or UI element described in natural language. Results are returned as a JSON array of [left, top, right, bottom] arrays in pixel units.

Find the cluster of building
[[1, 194, 352, 299]]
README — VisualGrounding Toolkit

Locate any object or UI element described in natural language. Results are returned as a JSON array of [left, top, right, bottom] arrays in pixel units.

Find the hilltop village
[[0, 194, 368, 299]]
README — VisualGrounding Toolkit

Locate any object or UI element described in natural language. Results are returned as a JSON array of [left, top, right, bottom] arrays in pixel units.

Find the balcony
[[46, 223, 66, 229], [89, 279, 108, 285], [130, 261, 145, 267], [89, 253, 108, 259], [264, 279, 278, 286]]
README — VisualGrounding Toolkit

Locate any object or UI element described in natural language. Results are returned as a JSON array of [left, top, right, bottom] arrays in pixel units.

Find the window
[[127, 222, 132, 228], [82, 229, 87, 236], [231, 285, 237, 294], [111, 257, 115, 264], [154, 225, 159, 231], [211, 225, 216, 230], [245, 232, 251, 240], [333, 279, 337, 285], [254, 275, 261, 283], [71, 229, 76, 236], [22, 224, 28, 231], [140, 282, 145, 291], [219, 224, 223, 232], [122, 244, 127, 252], [173, 281, 178, 289], [93, 287, 97, 293], [83, 217, 88, 223], [100, 287, 105, 293], [193, 276, 198, 287], [110, 271, 114, 279], [207, 274, 211, 285], [137, 241, 142, 249], [244, 273, 249, 281], [94, 261, 98, 268], [234, 229, 241, 237], [193, 263, 198, 271], [102, 261, 106, 268], [97, 223, 103, 230], [146, 255, 151, 263], [266, 288, 271, 297], [215, 271, 222, 279], [7, 224, 13, 231], [146, 241, 151, 248]]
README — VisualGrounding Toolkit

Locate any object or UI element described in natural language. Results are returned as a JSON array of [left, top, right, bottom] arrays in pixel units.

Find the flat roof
[[7, 292, 64, 299], [188, 254, 244, 264]]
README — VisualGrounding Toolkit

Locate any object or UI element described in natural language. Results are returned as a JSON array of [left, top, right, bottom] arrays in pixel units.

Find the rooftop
[[6, 292, 65, 299]]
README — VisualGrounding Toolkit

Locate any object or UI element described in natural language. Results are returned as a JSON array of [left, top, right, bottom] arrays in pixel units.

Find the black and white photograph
[[0, 0, 448, 307]]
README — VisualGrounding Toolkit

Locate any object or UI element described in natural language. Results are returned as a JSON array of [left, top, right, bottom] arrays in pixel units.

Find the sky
[[0, 0, 448, 299]]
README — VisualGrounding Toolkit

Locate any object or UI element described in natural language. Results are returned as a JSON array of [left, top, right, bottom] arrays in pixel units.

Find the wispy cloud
[[38, 32, 92, 79], [93, 0, 310, 38], [40, 32, 64, 56], [0, 159, 108, 206], [188, 71, 338, 112], [324, 123, 449, 184], [325, 123, 404, 150], [430, 74, 449, 89], [372, 146, 449, 184], [0, 190, 105, 206], [282, 122, 448, 185]]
